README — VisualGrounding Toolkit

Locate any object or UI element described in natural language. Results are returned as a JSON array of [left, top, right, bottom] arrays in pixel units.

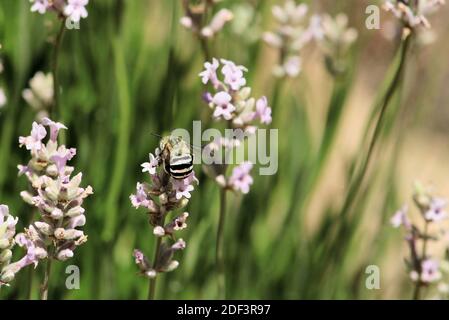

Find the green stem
[[148, 214, 166, 300], [148, 236, 163, 300], [40, 248, 54, 300], [216, 188, 227, 299], [51, 19, 66, 120], [338, 35, 411, 218]]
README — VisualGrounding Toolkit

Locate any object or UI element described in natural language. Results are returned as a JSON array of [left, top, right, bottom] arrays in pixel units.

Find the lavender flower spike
[[130, 136, 197, 299], [16, 118, 92, 271], [0, 205, 19, 285]]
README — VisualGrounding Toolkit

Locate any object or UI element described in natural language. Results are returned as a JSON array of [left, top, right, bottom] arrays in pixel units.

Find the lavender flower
[[383, 0, 445, 29], [215, 162, 255, 195], [180, 1, 233, 39], [199, 58, 272, 298], [17, 118, 92, 265], [410, 259, 442, 283], [199, 58, 271, 132], [130, 137, 197, 290], [263, 1, 319, 78], [316, 13, 358, 76], [64, 0, 89, 22], [29, 0, 89, 22], [390, 205, 411, 229], [0, 205, 18, 285], [22, 72, 54, 120], [392, 183, 448, 299]]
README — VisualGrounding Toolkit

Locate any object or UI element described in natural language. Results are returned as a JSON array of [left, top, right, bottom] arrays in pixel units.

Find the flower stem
[[413, 221, 429, 300], [40, 248, 54, 300], [148, 213, 166, 300], [51, 19, 66, 120], [216, 187, 227, 299], [338, 35, 411, 218], [148, 236, 163, 300]]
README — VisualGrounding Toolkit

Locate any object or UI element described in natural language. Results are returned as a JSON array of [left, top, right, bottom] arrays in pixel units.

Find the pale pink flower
[[30, 0, 50, 14], [19, 122, 47, 151], [141, 153, 159, 175], [130, 183, 151, 209], [173, 180, 195, 200], [199, 58, 220, 88], [221, 59, 247, 91], [390, 205, 411, 229], [42, 117, 67, 141], [64, 0, 89, 23], [425, 198, 447, 222], [255, 96, 272, 125], [229, 162, 254, 194], [212, 91, 235, 120], [421, 259, 442, 283]]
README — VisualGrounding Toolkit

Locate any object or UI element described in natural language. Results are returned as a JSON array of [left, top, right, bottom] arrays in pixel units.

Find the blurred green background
[[1, 0, 449, 299]]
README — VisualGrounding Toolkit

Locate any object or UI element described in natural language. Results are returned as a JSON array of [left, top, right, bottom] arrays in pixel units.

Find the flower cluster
[[316, 13, 358, 76], [383, 0, 445, 29], [200, 58, 272, 130], [199, 58, 269, 195], [30, 0, 89, 22], [216, 162, 254, 195], [180, 0, 233, 39], [263, 1, 321, 78], [17, 118, 92, 268], [130, 139, 197, 279], [22, 72, 54, 120], [391, 183, 448, 293], [0, 205, 19, 285]]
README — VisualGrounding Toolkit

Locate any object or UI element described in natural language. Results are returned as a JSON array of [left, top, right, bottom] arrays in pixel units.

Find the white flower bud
[[153, 226, 165, 237], [166, 260, 179, 272], [34, 221, 53, 236], [0, 239, 10, 250], [57, 249, 74, 261], [20, 191, 35, 205], [0, 249, 12, 263], [0, 270, 15, 283], [51, 208, 63, 219], [146, 270, 157, 279], [66, 206, 85, 217]]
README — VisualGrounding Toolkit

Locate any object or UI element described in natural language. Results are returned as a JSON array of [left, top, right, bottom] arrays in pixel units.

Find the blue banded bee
[[159, 135, 194, 180]]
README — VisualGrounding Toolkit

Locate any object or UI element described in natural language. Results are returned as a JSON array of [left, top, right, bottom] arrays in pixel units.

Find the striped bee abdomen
[[169, 154, 193, 179]]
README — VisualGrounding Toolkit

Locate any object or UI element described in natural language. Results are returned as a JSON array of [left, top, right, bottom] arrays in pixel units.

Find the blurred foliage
[[0, 0, 447, 299]]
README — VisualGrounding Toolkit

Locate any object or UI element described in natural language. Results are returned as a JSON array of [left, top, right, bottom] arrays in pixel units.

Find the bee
[[159, 135, 194, 180]]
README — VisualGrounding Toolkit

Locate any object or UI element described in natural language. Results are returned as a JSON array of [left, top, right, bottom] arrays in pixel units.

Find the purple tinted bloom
[[141, 153, 159, 175], [130, 183, 151, 209], [171, 239, 186, 251], [212, 91, 235, 120], [255, 96, 272, 125], [390, 205, 411, 229], [30, 0, 50, 14], [202, 92, 213, 104], [50, 148, 77, 177], [42, 118, 67, 142], [133, 249, 145, 265], [421, 259, 442, 283], [229, 162, 254, 194], [173, 179, 195, 200], [64, 0, 89, 23], [221, 59, 247, 91], [19, 122, 47, 151], [425, 198, 447, 222], [199, 58, 220, 88]]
